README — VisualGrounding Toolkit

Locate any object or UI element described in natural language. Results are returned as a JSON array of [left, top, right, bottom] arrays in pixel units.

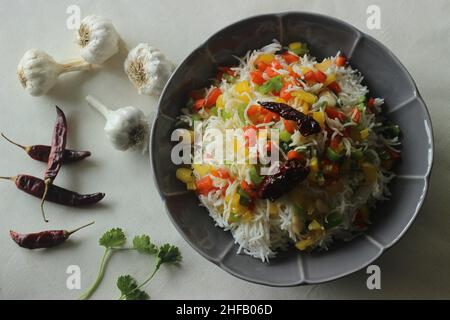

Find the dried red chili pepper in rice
[[258, 101, 321, 136], [258, 159, 310, 201]]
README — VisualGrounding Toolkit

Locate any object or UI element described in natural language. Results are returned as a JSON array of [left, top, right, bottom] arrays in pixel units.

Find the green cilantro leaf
[[157, 244, 182, 267], [99, 228, 126, 248], [117, 275, 149, 300], [117, 275, 137, 294], [133, 235, 158, 255]]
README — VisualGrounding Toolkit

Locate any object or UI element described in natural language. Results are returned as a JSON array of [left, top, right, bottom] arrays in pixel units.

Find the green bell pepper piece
[[237, 187, 251, 207], [325, 212, 343, 229], [237, 104, 247, 122], [279, 130, 292, 143], [259, 75, 283, 94], [249, 166, 263, 186], [210, 106, 218, 116], [326, 147, 342, 162], [351, 148, 364, 160]]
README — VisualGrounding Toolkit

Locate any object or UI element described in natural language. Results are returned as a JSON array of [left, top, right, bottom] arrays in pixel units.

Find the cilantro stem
[[136, 262, 161, 290], [79, 247, 148, 300], [118, 259, 161, 300], [79, 248, 112, 300], [82, 228, 180, 300]]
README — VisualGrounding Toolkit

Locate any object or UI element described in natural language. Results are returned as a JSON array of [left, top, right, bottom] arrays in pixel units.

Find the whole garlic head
[[104, 106, 149, 151], [124, 43, 174, 96], [17, 49, 62, 96], [86, 95, 149, 152], [77, 15, 119, 65]]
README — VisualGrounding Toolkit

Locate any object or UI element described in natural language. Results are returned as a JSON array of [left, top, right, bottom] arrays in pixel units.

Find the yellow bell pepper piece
[[292, 213, 304, 235], [192, 164, 211, 177], [300, 66, 311, 75], [288, 42, 303, 52], [315, 59, 332, 72], [231, 204, 246, 216], [274, 97, 286, 104], [312, 111, 325, 128], [324, 73, 336, 86], [255, 53, 274, 65], [361, 162, 378, 184], [231, 193, 240, 208], [295, 238, 314, 251], [308, 220, 323, 231], [268, 202, 279, 216], [292, 90, 318, 104], [237, 95, 250, 104], [216, 94, 225, 109], [230, 193, 248, 216], [302, 101, 310, 115], [242, 210, 253, 222], [186, 182, 197, 190], [235, 81, 251, 94], [309, 157, 319, 173], [176, 168, 194, 184], [360, 128, 369, 140]]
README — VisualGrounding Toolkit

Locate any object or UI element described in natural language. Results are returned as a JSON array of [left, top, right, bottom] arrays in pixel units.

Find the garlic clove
[[124, 43, 174, 96], [77, 15, 120, 65], [17, 49, 62, 96]]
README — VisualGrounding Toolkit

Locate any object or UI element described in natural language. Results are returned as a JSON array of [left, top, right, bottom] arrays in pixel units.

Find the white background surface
[[0, 0, 449, 300]]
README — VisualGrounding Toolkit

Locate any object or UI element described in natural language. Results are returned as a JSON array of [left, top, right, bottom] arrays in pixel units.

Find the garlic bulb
[[124, 43, 174, 96], [17, 49, 91, 96], [77, 15, 120, 65], [86, 95, 148, 152]]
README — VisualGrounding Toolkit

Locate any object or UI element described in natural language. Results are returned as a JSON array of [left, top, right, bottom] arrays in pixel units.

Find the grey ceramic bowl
[[151, 12, 433, 286]]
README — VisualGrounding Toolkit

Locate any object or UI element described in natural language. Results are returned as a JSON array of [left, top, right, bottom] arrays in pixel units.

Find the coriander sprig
[[118, 243, 181, 300], [78, 228, 181, 300]]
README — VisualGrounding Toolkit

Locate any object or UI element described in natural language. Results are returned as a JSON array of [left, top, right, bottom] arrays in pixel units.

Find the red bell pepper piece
[[205, 87, 222, 108], [328, 81, 341, 93], [250, 70, 265, 85], [314, 70, 327, 83]]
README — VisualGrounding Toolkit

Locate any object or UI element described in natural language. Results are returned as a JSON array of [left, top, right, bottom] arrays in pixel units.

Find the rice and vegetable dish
[[175, 41, 401, 262]]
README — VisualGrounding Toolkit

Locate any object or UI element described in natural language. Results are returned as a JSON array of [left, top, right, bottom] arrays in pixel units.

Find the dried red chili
[[1, 133, 91, 163], [258, 159, 310, 201], [10, 221, 94, 249], [0, 175, 105, 206], [41, 106, 68, 222], [258, 101, 321, 136]]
